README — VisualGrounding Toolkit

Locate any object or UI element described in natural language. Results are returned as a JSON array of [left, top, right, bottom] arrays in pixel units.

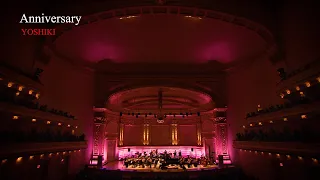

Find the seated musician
[[146, 157, 152, 168], [179, 157, 185, 168], [124, 158, 129, 168], [159, 159, 167, 169], [154, 158, 159, 168], [187, 157, 192, 168], [141, 157, 146, 168]]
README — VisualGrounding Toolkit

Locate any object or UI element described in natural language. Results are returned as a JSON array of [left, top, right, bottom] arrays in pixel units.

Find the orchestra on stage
[[122, 149, 212, 169]]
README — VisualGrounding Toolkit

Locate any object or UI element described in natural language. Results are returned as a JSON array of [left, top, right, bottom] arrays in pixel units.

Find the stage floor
[[103, 161, 218, 172]]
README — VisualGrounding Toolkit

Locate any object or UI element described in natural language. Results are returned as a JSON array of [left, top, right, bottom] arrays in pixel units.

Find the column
[[171, 123, 178, 145], [93, 111, 106, 157], [214, 115, 228, 156], [143, 124, 150, 145], [119, 123, 124, 146], [197, 123, 202, 146]]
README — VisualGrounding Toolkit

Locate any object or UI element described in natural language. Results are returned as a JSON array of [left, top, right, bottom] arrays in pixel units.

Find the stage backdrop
[[150, 125, 171, 145], [123, 125, 143, 145], [178, 125, 197, 145]]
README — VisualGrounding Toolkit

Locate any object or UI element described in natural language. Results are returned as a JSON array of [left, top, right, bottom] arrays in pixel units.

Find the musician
[[187, 157, 192, 168], [178, 150, 182, 157], [173, 150, 177, 157], [146, 157, 152, 168]]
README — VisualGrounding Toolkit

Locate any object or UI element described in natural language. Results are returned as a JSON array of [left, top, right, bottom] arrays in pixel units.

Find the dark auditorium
[[1, 0, 320, 180]]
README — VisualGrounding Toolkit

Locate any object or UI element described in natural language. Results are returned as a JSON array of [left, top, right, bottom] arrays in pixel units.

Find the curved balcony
[[276, 59, 320, 95], [0, 64, 43, 93], [0, 102, 77, 127], [233, 141, 320, 156], [245, 101, 320, 123], [0, 141, 87, 157]]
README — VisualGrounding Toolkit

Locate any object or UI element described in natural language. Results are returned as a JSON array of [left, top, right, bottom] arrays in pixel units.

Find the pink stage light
[[117, 146, 204, 159]]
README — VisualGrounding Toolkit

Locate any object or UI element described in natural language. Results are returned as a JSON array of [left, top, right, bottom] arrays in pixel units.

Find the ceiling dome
[[53, 13, 268, 65]]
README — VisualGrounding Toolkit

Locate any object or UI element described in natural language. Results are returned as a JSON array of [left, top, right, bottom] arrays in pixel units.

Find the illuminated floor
[[103, 161, 218, 172]]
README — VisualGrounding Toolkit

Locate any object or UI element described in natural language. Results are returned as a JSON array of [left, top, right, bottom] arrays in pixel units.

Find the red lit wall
[[123, 125, 143, 145], [227, 2, 320, 179], [281, 2, 320, 71], [38, 57, 94, 175], [1, 49, 94, 178], [178, 125, 197, 145], [227, 57, 283, 179]]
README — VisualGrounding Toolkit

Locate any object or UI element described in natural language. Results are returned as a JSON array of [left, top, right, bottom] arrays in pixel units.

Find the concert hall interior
[[1, 0, 320, 180]]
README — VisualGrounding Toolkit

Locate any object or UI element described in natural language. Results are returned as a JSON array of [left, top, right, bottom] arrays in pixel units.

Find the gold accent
[[286, 90, 291, 94], [280, 93, 284, 98], [18, 86, 24, 91], [305, 81, 311, 87], [8, 82, 13, 87]]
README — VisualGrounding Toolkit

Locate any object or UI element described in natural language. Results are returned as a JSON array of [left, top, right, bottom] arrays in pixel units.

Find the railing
[[233, 141, 320, 155], [0, 102, 77, 127], [245, 101, 320, 122], [0, 65, 43, 93], [0, 141, 87, 157], [276, 59, 320, 93]]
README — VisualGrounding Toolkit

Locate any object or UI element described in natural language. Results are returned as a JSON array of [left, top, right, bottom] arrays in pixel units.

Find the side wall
[[1, 18, 94, 177], [39, 57, 94, 175], [227, 2, 320, 179]]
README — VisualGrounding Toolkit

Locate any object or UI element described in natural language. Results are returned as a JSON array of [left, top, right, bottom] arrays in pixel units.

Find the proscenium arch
[[46, 6, 277, 64], [105, 84, 224, 110]]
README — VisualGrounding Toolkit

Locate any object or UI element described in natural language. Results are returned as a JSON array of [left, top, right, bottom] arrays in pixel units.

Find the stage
[[103, 161, 218, 172], [117, 146, 205, 159]]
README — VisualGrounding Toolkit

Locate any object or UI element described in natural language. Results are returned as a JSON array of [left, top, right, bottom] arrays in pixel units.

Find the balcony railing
[[0, 102, 77, 126], [246, 101, 320, 122], [233, 141, 320, 155], [0, 141, 87, 157]]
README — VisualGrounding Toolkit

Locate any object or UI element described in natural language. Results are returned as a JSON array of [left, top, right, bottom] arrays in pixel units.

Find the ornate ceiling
[[107, 86, 214, 112], [51, 7, 273, 66]]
